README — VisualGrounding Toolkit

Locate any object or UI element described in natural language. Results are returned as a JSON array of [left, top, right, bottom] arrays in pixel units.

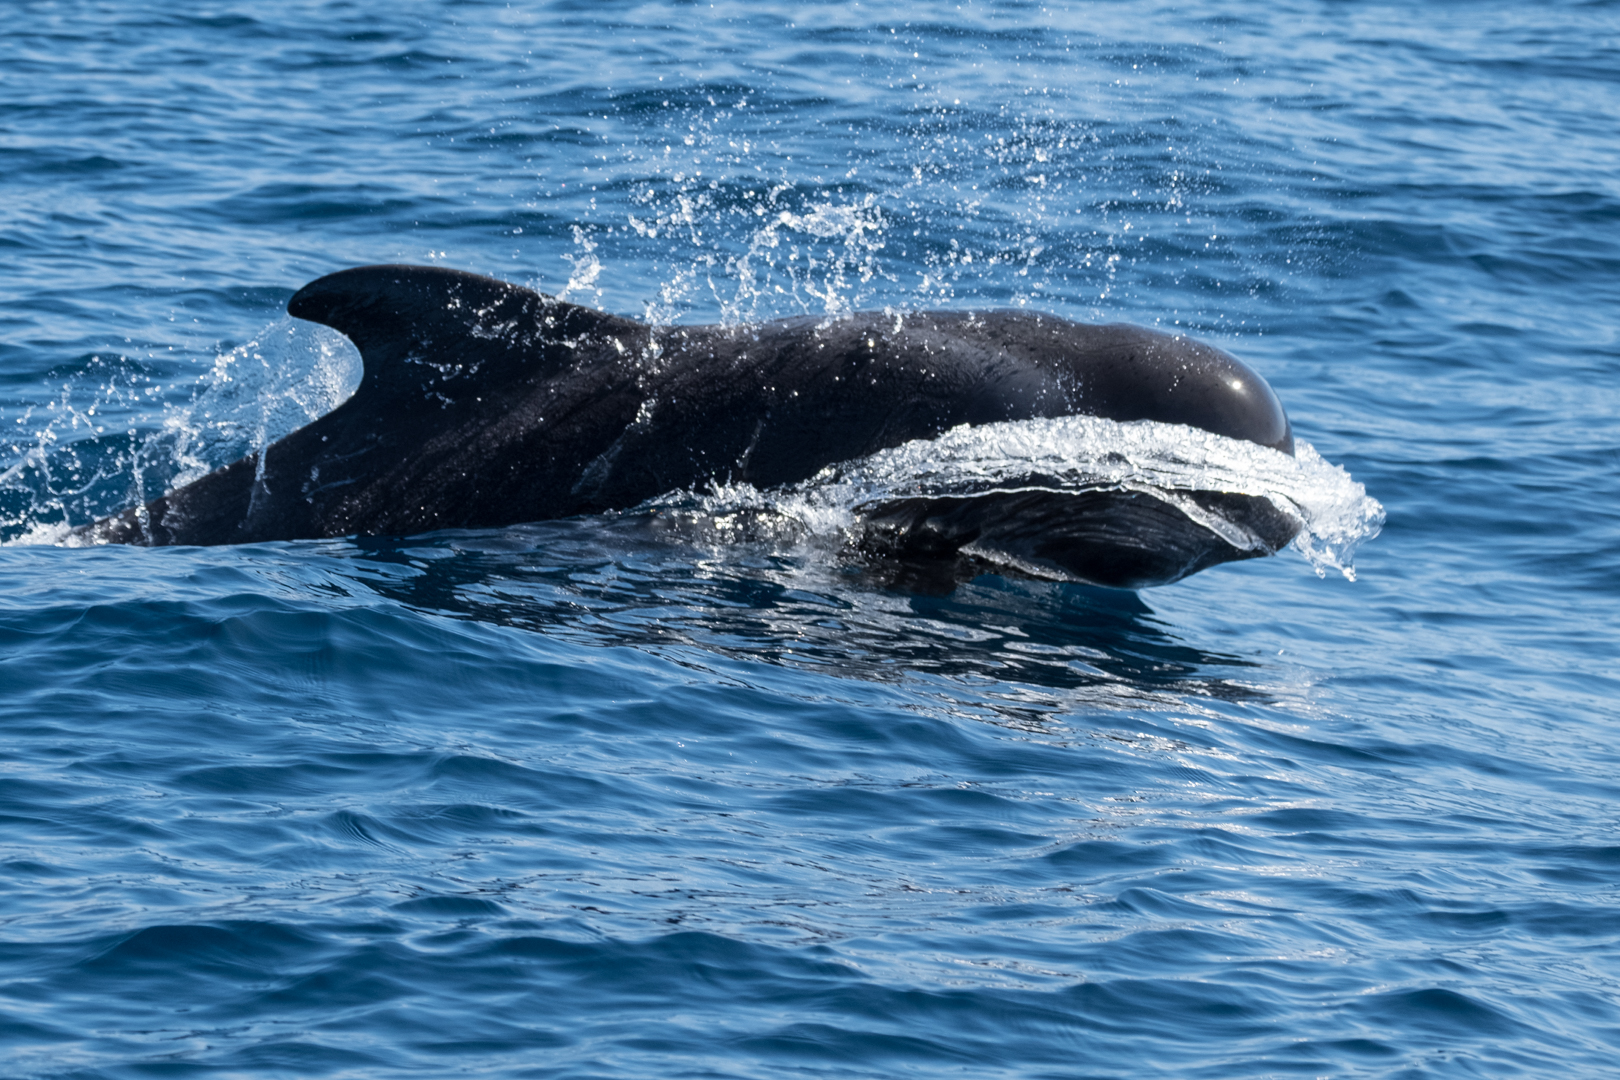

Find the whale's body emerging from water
[[79, 265, 1303, 588]]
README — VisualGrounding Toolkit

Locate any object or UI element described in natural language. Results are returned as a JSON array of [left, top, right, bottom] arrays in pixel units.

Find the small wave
[[656, 416, 1385, 582]]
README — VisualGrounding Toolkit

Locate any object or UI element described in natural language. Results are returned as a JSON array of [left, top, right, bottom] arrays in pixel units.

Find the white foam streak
[[678, 416, 1385, 581]]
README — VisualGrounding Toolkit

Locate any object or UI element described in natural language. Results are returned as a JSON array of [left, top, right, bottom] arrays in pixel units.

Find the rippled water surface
[[3, 2, 1618, 1077]]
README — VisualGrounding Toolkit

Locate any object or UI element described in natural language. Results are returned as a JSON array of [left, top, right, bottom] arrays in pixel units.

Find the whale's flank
[[77, 265, 1299, 588]]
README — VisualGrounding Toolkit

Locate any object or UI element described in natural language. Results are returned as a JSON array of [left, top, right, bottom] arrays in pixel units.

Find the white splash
[[1, 319, 359, 546], [717, 195, 888, 323], [665, 416, 1385, 581], [173, 317, 361, 485]]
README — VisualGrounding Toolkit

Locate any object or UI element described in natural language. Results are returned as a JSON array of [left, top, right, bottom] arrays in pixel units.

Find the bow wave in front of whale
[[69, 265, 1381, 589]]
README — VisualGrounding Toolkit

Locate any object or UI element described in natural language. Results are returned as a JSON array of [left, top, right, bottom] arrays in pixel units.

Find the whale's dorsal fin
[[287, 264, 643, 413]]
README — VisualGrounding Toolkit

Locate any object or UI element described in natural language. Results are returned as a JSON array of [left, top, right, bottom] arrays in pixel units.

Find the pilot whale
[[76, 264, 1302, 588]]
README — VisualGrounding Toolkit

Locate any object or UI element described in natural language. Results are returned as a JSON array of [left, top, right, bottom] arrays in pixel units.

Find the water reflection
[[337, 516, 1268, 726]]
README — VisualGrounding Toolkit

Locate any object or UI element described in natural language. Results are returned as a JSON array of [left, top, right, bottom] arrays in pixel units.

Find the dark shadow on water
[[338, 515, 1268, 717]]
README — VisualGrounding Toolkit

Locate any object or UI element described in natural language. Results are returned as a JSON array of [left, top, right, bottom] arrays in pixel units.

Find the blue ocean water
[[2, 1, 1618, 1076]]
